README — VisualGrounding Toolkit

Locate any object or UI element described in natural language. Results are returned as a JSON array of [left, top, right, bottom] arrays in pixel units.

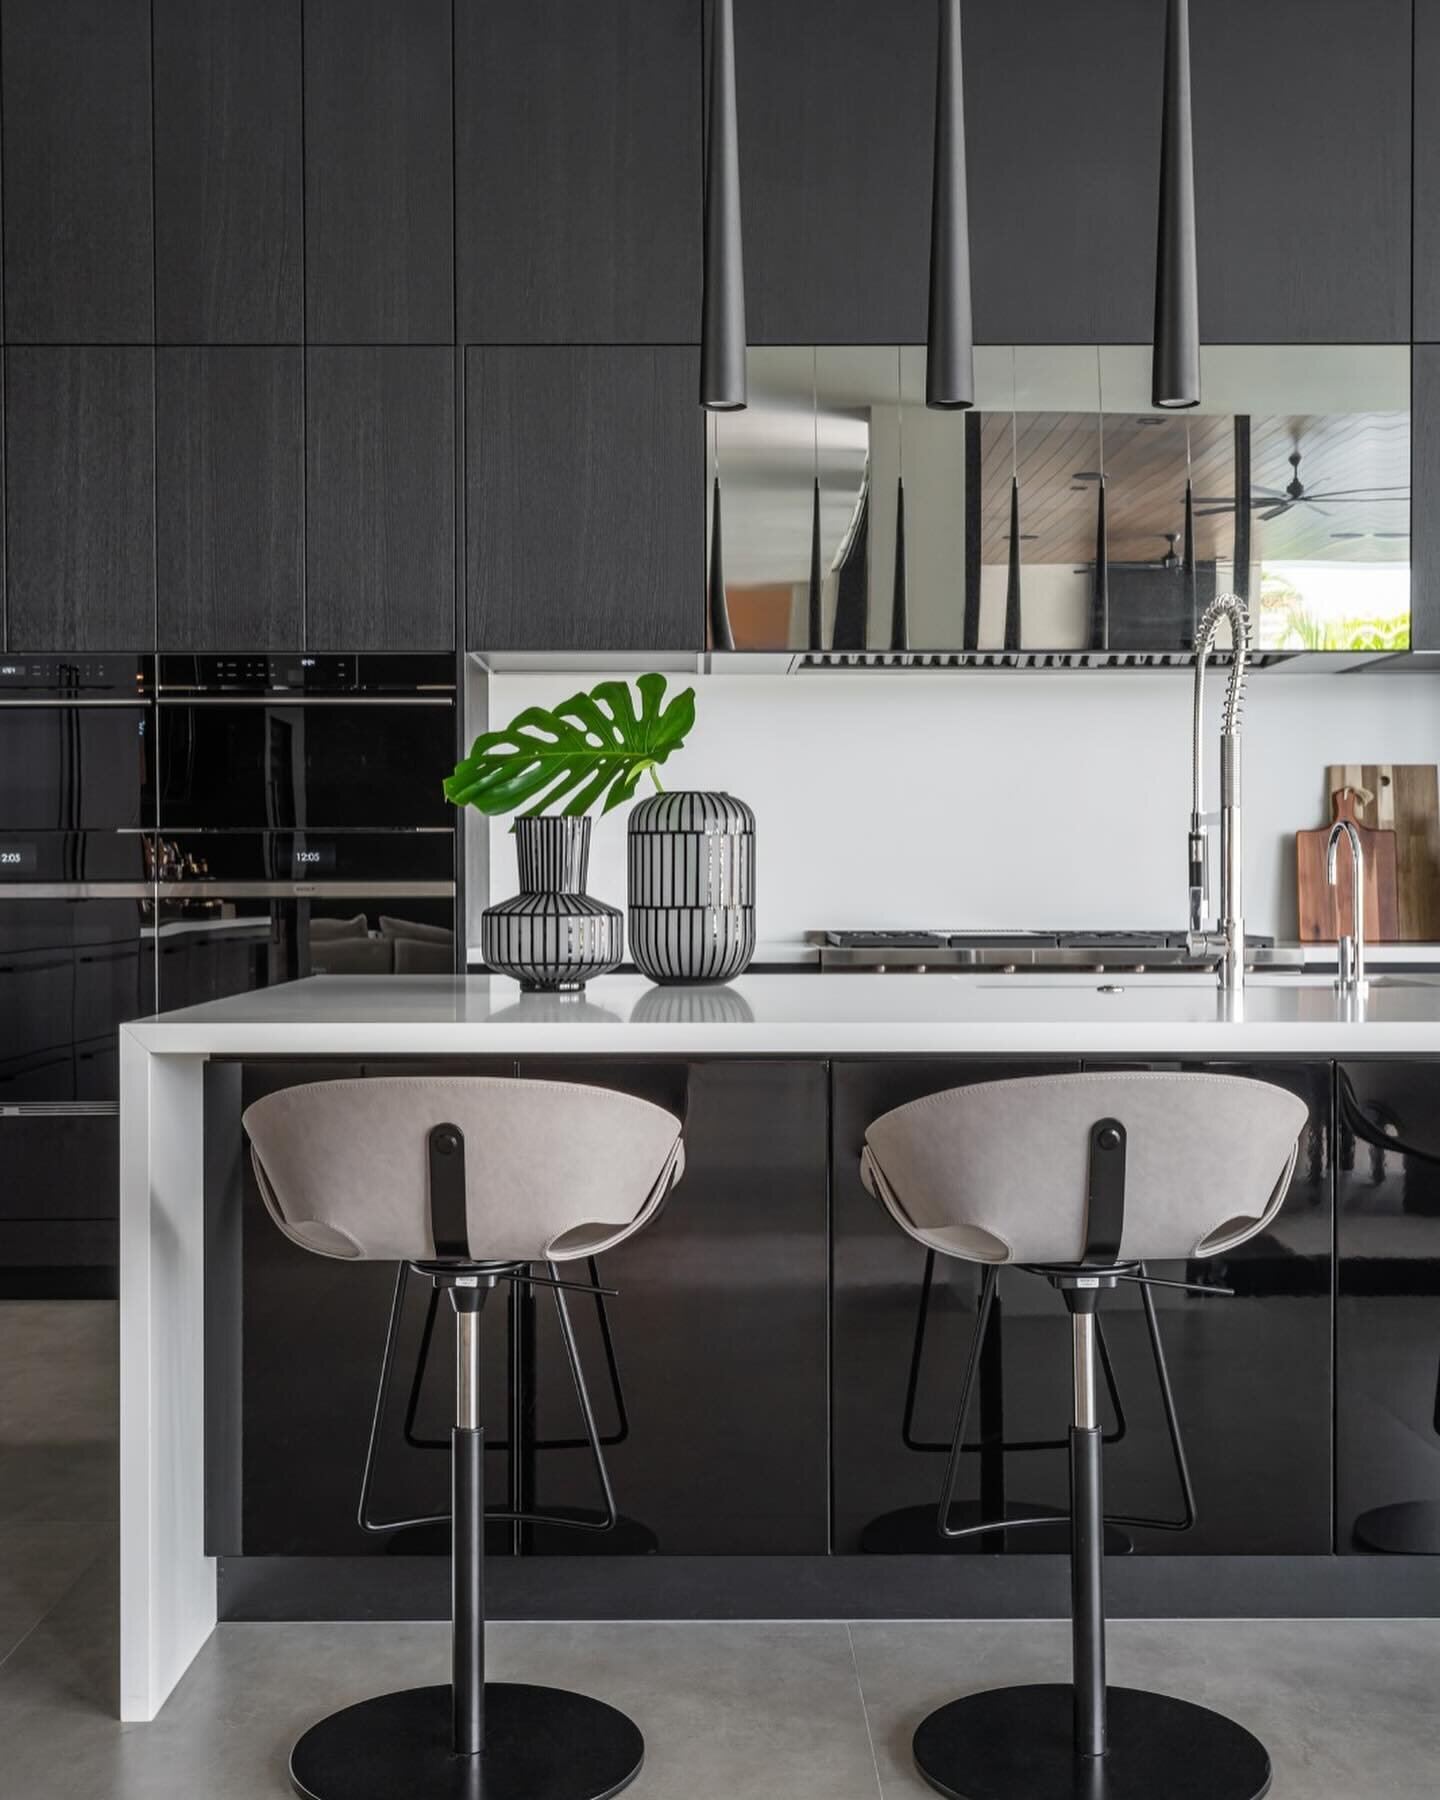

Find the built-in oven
[[154, 655, 458, 1009], [0, 656, 156, 1289]]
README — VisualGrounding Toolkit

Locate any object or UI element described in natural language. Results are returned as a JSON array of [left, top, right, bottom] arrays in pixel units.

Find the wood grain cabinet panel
[[303, 0, 454, 344], [5, 349, 156, 651], [1, 0, 154, 342], [153, 0, 303, 343], [157, 349, 304, 651], [466, 346, 703, 651], [456, 0, 701, 343], [735, 0, 931, 345], [305, 347, 455, 650]]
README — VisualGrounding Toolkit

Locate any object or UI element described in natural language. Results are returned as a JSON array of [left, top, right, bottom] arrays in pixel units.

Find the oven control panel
[[157, 654, 455, 695], [0, 655, 152, 695]]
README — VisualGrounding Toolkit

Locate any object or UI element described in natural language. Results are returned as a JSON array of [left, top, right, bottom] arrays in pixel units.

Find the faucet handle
[[1188, 822, 1208, 935]]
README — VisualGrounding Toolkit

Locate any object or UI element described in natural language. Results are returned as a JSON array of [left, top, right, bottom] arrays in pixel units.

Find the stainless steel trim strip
[[0, 1101, 119, 1118], [155, 695, 453, 706], [155, 881, 456, 898], [0, 697, 151, 708], [0, 883, 154, 899]]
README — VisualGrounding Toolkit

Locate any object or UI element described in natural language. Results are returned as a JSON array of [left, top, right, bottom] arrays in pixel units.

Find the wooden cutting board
[[1327, 763, 1440, 941], [1296, 787, 1399, 943]]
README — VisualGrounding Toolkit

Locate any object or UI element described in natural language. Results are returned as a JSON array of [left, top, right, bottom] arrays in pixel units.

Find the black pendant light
[[1232, 414, 1252, 603], [1152, 0, 1200, 409], [807, 350, 824, 649], [707, 434, 735, 649], [1004, 479, 1022, 650], [891, 349, 909, 650], [1003, 359, 1021, 649], [1181, 425, 1198, 647], [1090, 353, 1109, 649], [701, 0, 746, 410], [926, 0, 974, 409], [962, 411, 982, 648]]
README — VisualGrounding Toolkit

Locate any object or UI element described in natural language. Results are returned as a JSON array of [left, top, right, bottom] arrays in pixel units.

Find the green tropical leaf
[[443, 672, 696, 818]]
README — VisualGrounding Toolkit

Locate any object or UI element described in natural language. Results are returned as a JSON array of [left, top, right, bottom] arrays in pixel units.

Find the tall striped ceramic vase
[[481, 815, 622, 992], [627, 791, 756, 984]]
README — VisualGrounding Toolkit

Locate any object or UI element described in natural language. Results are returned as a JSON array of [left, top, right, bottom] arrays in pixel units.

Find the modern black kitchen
[[2, 3, 1440, 1798]]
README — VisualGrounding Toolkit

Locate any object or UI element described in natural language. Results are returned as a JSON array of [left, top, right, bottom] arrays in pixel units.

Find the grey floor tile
[[0, 1522, 108, 1668], [0, 1572, 882, 1800], [0, 1300, 117, 1528], [849, 1618, 1440, 1800]]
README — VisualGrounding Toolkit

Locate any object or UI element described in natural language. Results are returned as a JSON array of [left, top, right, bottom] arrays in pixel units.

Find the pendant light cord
[[1095, 346, 1105, 484], [896, 344, 905, 481]]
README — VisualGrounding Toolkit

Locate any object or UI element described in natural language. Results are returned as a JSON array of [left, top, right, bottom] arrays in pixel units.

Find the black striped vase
[[481, 815, 623, 993], [627, 791, 756, 984]]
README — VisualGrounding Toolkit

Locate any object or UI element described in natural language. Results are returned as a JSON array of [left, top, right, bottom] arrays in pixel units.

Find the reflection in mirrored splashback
[[706, 346, 1410, 656]]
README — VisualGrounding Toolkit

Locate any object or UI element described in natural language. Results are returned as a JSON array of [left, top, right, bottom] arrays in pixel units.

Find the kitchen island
[[119, 973, 1440, 1720]]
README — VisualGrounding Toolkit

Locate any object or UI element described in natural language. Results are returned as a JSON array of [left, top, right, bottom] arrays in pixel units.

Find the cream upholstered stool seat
[[861, 1070, 1306, 1800], [244, 1075, 684, 1800]]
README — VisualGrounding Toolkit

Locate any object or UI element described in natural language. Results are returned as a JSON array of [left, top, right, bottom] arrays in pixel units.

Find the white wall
[[466, 669, 1440, 950]]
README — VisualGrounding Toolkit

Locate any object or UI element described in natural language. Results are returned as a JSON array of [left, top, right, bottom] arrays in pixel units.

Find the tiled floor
[[3, 1302, 1438, 1798]]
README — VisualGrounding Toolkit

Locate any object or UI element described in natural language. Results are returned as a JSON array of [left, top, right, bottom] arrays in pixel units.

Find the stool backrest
[[243, 1076, 684, 1265], [862, 1070, 1306, 1266]]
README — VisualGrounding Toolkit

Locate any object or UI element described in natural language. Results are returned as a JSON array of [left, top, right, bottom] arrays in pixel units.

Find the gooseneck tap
[[1187, 593, 1251, 993], [1326, 818, 1367, 995]]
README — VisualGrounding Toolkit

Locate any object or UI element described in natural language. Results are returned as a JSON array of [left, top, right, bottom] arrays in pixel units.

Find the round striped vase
[[481, 815, 622, 993], [627, 791, 756, 984]]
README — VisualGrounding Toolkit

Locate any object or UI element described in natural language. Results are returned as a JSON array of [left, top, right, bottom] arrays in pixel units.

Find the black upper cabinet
[[153, 0, 303, 344], [1412, 348, 1440, 655], [306, 348, 455, 650], [466, 346, 703, 651], [736, 0, 931, 345], [456, 0, 701, 344], [5, 349, 156, 651], [1190, 0, 1409, 344], [1, 0, 154, 342], [1417, 1, 1440, 340], [303, 0, 454, 344], [157, 349, 304, 651]]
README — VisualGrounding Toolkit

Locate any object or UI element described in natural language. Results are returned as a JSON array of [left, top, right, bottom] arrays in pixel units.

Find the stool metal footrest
[[912, 1684, 1271, 1800], [289, 1682, 644, 1800]]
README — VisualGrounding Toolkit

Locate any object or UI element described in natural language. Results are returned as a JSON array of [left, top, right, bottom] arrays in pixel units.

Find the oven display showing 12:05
[[290, 843, 336, 877]]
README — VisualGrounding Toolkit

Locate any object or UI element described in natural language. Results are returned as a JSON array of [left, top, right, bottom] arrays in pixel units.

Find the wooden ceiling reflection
[[978, 411, 1409, 567]]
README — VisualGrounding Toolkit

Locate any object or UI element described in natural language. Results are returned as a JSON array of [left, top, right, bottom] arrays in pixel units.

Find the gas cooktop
[[810, 929, 1298, 973]]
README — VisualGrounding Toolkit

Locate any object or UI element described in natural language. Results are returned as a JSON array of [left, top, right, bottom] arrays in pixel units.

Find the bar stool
[[244, 1074, 685, 1800], [862, 1070, 1306, 1800]]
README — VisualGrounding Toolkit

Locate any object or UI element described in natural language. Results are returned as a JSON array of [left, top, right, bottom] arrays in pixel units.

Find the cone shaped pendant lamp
[[1090, 354, 1109, 649], [1152, 0, 1200, 408], [891, 478, 909, 651], [1003, 479, 1022, 650], [708, 477, 735, 649], [701, 0, 746, 410], [926, 0, 974, 409]]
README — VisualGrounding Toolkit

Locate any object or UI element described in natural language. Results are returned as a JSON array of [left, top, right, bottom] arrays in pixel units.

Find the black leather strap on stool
[[1082, 1119, 1127, 1267], [427, 1122, 470, 1260]]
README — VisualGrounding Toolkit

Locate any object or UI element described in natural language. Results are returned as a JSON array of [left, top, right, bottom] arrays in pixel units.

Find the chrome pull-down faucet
[[1187, 593, 1251, 993], [1326, 818, 1367, 995]]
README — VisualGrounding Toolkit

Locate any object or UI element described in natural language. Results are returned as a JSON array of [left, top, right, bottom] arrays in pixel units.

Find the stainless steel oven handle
[[0, 1101, 119, 1118], [156, 881, 456, 898], [0, 883, 155, 898], [155, 695, 453, 706], [0, 698, 152, 708]]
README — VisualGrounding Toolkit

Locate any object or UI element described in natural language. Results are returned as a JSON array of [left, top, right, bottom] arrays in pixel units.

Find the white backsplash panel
[[465, 668, 1440, 952]]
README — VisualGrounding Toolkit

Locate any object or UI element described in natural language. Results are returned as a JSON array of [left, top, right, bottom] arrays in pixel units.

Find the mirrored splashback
[[706, 346, 1410, 656]]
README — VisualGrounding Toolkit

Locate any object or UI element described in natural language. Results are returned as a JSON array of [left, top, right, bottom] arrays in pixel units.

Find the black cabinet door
[[1336, 1061, 1440, 1555], [1413, 347, 1440, 655], [736, 0, 931, 345], [456, 0, 700, 344], [1, 0, 154, 342], [833, 1059, 1332, 1556], [510, 1059, 829, 1554], [153, 0, 303, 344], [466, 346, 702, 650], [305, 347, 456, 650], [1191, 0, 1408, 344], [5, 349, 156, 651], [157, 349, 304, 651], [303, 0, 454, 344]]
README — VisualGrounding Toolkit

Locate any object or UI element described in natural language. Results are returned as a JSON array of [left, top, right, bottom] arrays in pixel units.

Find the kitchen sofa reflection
[[153, 654, 458, 1008]]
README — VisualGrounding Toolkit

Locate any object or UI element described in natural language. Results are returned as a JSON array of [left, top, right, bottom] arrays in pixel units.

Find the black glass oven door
[[0, 703, 153, 829]]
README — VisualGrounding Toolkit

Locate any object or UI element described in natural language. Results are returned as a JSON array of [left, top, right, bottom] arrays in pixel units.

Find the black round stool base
[[1352, 1499, 1440, 1555], [860, 1503, 1131, 1556], [289, 1682, 644, 1800], [913, 1683, 1270, 1800]]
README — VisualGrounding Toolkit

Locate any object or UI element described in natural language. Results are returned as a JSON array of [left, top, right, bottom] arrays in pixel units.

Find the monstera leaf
[[444, 673, 696, 818]]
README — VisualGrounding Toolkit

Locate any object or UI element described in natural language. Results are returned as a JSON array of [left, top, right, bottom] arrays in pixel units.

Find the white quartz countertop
[[123, 970, 1440, 1057]]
